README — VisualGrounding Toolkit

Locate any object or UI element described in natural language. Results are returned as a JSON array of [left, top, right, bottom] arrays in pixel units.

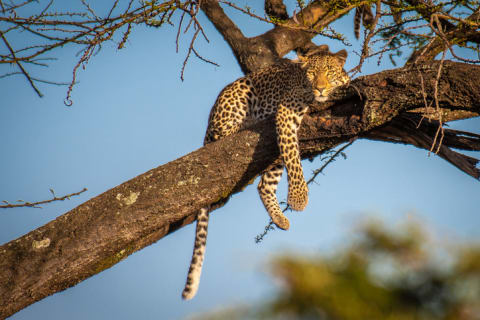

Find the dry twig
[[1, 188, 87, 209]]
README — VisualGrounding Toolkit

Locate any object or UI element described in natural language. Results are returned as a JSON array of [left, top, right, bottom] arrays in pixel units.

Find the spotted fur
[[182, 208, 208, 300], [182, 46, 349, 299], [354, 4, 374, 39]]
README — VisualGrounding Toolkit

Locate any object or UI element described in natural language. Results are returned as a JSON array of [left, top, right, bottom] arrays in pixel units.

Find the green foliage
[[194, 219, 480, 320], [268, 16, 287, 25], [266, 220, 480, 319]]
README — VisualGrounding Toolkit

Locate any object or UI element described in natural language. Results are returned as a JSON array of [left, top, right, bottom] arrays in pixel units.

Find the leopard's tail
[[182, 207, 209, 300]]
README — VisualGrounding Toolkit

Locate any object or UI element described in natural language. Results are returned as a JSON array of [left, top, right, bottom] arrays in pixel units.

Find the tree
[[1, 1, 479, 318]]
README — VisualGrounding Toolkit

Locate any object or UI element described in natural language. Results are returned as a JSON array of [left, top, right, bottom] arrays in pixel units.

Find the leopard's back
[[204, 62, 311, 144]]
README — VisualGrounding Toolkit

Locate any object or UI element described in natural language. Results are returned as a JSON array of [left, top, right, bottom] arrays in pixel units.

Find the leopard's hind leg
[[258, 163, 290, 230]]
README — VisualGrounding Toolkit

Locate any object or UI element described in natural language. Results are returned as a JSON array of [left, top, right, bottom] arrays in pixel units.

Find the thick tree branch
[[199, 0, 248, 68], [1, 60, 479, 318], [201, 0, 359, 73], [366, 114, 480, 179]]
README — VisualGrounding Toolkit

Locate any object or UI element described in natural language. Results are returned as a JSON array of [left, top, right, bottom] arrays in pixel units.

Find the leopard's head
[[298, 45, 350, 102]]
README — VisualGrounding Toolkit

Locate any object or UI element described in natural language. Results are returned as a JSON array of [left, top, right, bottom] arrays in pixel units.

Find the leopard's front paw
[[287, 180, 308, 211]]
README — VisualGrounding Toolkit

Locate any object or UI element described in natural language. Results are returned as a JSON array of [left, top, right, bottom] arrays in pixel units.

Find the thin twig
[[0, 31, 43, 97], [415, 66, 431, 129], [350, 1, 382, 76], [175, 10, 186, 53], [430, 48, 446, 155], [192, 47, 219, 66], [0, 71, 70, 85], [65, 43, 96, 105], [81, 0, 100, 21], [1, 188, 87, 209], [254, 221, 275, 243], [180, 28, 199, 81], [307, 140, 355, 185], [107, 0, 120, 20]]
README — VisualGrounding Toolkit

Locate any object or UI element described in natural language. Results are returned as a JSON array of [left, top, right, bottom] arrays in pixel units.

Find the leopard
[[182, 45, 350, 300]]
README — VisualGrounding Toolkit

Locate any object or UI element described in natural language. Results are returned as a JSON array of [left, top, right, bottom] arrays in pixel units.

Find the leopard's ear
[[334, 49, 348, 63], [307, 44, 329, 56]]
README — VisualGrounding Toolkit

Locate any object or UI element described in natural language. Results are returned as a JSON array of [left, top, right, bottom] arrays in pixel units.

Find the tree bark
[[1, 60, 479, 318]]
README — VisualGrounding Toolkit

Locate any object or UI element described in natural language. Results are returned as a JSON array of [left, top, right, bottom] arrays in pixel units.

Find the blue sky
[[1, 1, 479, 319]]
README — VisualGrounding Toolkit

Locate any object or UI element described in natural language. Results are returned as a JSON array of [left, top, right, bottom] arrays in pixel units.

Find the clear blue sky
[[1, 1, 479, 319]]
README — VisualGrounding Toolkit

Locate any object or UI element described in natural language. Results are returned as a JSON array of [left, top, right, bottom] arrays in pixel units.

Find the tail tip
[[182, 287, 197, 300]]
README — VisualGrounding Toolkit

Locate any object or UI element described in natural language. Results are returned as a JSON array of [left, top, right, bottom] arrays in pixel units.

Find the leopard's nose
[[315, 87, 328, 97]]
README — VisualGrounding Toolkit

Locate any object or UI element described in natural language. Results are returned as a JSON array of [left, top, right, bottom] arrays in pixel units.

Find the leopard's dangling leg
[[275, 104, 308, 211], [258, 164, 290, 230]]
